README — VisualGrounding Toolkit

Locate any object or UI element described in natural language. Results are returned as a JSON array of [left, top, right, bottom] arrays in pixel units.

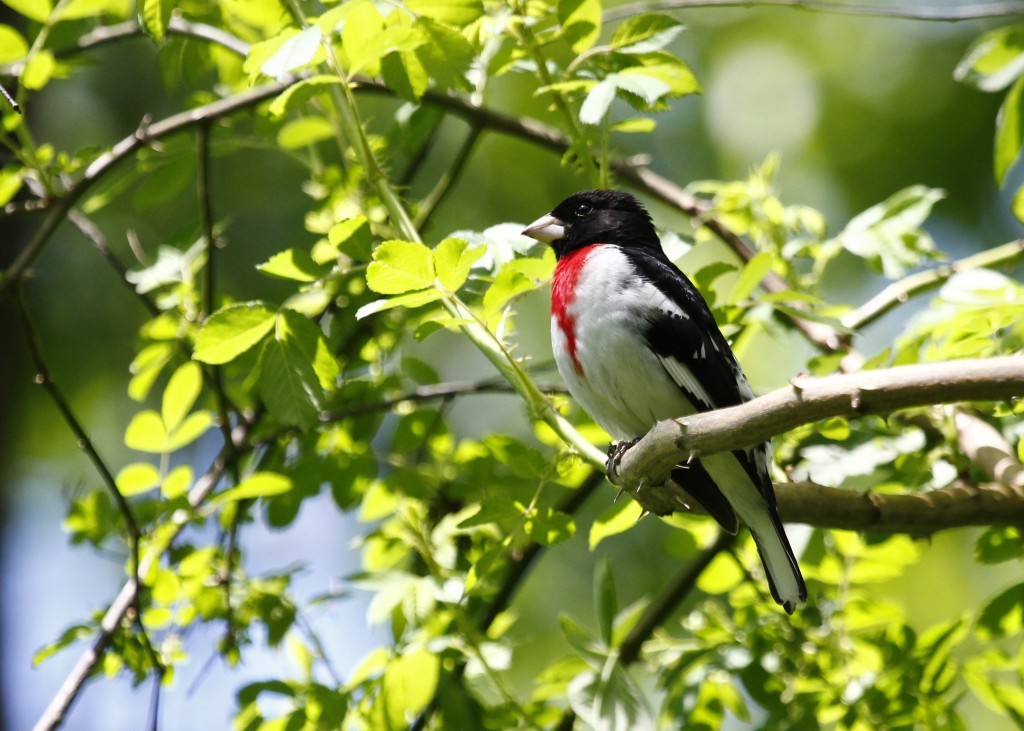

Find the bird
[[522, 189, 806, 614]]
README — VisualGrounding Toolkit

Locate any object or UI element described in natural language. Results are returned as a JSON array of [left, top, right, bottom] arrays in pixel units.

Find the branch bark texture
[[609, 356, 1024, 518]]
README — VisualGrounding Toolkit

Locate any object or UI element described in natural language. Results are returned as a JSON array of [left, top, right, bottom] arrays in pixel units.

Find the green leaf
[[262, 26, 323, 81], [116, 462, 160, 496], [193, 302, 276, 365], [595, 559, 617, 646], [580, 70, 675, 125], [976, 526, 1024, 565], [610, 13, 684, 54], [124, 410, 168, 453], [381, 649, 440, 729], [524, 506, 575, 545], [558, 0, 601, 54], [355, 288, 445, 319], [381, 48, 429, 102], [277, 116, 336, 150], [33, 623, 92, 666], [165, 411, 214, 451], [267, 75, 346, 117], [0, 25, 29, 63], [609, 118, 656, 134], [996, 74, 1024, 185], [579, 77, 617, 125], [348, 26, 424, 77], [258, 312, 334, 430], [483, 256, 553, 314], [955, 25, 1024, 92], [257, 248, 325, 282], [162, 361, 202, 435], [568, 664, 656, 731], [139, 0, 172, 43], [1013, 184, 1024, 224], [211, 472, 293, 506], [3, 0, 52, 22], [366, 239, 435, 294], [434, 238, 485, 292], [328, 216, 373, 262], [162, 464, 192, 500], [22, 50, 55, 91], [405, 0, 483, 27], [0, 167, 25, 207], [696, 552, 744, 595], [133, 154, 193, 211], [341, 0, 384, 73], [833, 185, 944, 278], [589, 499, 642, 550], [976, 582, 1024, 639], [729, 251, 774, 304]]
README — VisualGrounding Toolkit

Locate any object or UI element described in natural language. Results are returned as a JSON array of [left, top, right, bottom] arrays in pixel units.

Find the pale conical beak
[[522, 214, 565, 244]]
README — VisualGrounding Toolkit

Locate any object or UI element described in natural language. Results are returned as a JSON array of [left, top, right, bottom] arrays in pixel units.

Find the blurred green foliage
[[4, 0, 1024, 730]]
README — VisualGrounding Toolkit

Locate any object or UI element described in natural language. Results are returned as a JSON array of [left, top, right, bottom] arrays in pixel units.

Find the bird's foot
[[605, 439, 640, 483]]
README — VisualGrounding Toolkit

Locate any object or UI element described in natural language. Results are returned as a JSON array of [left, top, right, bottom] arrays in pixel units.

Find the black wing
[[620, 247, 751, 413], [621, 246, 774, 529]]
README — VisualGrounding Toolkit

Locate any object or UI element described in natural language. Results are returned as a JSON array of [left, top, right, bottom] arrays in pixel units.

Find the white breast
[[551, 246, 699, 440]]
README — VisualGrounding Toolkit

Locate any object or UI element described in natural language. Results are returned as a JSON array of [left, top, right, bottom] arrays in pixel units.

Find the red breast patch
[[551, 244, 601, 375]]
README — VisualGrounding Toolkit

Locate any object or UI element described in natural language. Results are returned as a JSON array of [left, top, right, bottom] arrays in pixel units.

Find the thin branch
[[414, 122, 483, 231], [841, 239, 1024, 332], [66, 209, 161, 317], [619, 530, 737, 664], [33, 419, 256, 731], [553, 529, 738, 731], [196, 123, 217, 319], [320, 379, 567, 421], [14, 288, 142, 561], [605, 0, 1024, 22], [0, 76, 301, 303], [609, 356, 1024, 516], [19, 285, 165, 731], [1, 81, 21, 113], [478, 469, 604, 632]]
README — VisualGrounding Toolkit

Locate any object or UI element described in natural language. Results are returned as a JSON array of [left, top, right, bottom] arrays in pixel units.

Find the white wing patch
[[659, 354, 715, 409]]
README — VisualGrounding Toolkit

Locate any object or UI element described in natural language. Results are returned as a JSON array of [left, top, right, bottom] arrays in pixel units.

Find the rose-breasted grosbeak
[[523, 189, 806, 613]]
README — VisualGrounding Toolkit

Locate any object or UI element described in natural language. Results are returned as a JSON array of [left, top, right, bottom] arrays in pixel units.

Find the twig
[[19, 286, 165, 731], [604, 0, 1024, 22], [414, 122, 483, 231], [14, 288, 143, 567], [609, 356, 1024, 514], [66, 209, 161, 317], [840, 239, 1024, 332], [320, 379, 568, 421], [196, 123, 217, 320], [33, 419, 256, 731], [479, 469, 604, 632], [1, 81, 20, 113], [0, 77, 302, 303], [619, 529, 737, 664], [554, 529, 738, 731]]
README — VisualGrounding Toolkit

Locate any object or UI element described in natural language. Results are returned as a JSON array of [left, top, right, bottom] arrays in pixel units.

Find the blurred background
[[2, 2, 1021, 729]]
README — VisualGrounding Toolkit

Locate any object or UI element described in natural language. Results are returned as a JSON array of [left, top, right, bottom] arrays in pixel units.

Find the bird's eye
[[574, 203, 592, 217]]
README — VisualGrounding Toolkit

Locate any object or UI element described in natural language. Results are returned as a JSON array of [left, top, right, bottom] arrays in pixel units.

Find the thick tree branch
[[954, 410, 1024, 489], [608, 356, 1024, 516], [773, 479, 1024, 533]]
